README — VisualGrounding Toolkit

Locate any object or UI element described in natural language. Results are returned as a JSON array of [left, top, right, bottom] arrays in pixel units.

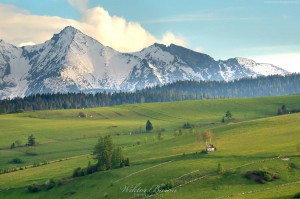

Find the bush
[[10, 143, 15, 149], [72, 167, 86, 177], [245, 169, 279, 184], [78, 112, 87, 118], [289, 162, 299, 170], [27, 184, 40, 193], [14, 140, 22, 147], [45, 179, 56, 190], [182, 122, 192, 129], [10, 158, 23, 164], [294, 192, 300, 198], [123, 158, 130, 167], [86, 164, 98, 174]]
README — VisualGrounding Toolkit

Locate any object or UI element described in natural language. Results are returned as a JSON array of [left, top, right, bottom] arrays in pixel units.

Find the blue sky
[[0, 0, 299, 72]]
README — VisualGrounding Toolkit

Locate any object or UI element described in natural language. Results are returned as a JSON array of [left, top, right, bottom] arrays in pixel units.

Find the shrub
[[123, 158, 130, 167], [10, 143, 15, 149], [72, 167, 86, 177], [27, 184, 40, 193], [45, 179, 56, 190], [78, 112, 87, 118], [14, 140, 22, 147], [10, 158, 23, 164], [245, 169, 279, 184], [289, 162, 299, 170], [86, 164, 98, 174], [294, 192, 300, 198], [183, 122, 192, 129]]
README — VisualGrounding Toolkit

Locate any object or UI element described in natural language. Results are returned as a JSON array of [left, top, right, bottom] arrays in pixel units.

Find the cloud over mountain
[[0, 3, 186, 52]]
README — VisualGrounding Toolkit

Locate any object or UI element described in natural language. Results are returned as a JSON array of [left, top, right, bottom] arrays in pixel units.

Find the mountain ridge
[[0, 26, 289, 99]]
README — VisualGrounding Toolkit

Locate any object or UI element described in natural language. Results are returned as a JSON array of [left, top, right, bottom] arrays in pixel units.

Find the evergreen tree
[[221, 117, 225, 123], [1, 74, 300, 114], [10, 143, 15, 149], [225, 110, 232, 120], [112, 147, 124, 168], [146, 120, 153, 132], [93, 135, 114, 170], [27, 134, 36, 146]]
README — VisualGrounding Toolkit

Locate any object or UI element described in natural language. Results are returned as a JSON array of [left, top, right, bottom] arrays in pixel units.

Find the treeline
[[1, 74, 300, 113]]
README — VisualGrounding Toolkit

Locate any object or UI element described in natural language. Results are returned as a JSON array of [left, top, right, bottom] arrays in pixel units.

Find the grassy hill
[[0, 95, 299, 198]]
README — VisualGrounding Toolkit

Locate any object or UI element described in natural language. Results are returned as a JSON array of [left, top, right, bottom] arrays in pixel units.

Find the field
[[0, 95, 300, 199]]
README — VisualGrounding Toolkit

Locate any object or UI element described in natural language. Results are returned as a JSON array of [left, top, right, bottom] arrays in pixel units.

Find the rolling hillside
[[0, 95, 299, 198]]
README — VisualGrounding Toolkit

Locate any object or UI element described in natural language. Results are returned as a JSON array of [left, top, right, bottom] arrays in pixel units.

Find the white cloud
[[0, 4, 80, 47], [19, 41, 36, 47], [0, 3, 187, 52], [80, 7, 158, 52], [250, 52, 300, 73], [161, 32, 186, 47]]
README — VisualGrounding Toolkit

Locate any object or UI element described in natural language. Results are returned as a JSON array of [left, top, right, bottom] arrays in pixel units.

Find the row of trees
[[197, 130, 213, 148], [1, 74, 300, 114], [73, 135, 130, 177], [277, 104, 300, 115], [93, 135, 129, 170]]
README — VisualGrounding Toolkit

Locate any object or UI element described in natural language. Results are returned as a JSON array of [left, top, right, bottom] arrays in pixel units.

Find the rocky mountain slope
[[0, 26, 288, 99]]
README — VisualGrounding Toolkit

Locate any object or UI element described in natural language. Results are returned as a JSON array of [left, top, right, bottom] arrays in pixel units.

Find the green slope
[[0, 95, 299, 198]]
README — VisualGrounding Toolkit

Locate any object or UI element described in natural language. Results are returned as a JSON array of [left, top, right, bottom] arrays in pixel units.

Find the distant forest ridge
[[0, 73, 300, 113]]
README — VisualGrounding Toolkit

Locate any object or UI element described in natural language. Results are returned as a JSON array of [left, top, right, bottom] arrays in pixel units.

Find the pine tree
[[27, 134, 36, 146], [225, 110, 232, 120], [10, 143, 15, 149], [112, 147, 124, 168], [93, 135, 114, 170], [146, 120, 153, 132]]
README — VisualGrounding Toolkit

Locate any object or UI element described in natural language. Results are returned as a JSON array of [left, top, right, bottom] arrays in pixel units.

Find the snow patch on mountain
[[236, 57, 287, 76]]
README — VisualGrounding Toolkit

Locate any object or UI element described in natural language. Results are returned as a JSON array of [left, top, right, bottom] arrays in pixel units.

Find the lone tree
[[197, 130, 213, 148], [27, 134, 36, 146], [202, 130, 213, 146], [225, 110, 232, 120], [146, 120, 153, 132]]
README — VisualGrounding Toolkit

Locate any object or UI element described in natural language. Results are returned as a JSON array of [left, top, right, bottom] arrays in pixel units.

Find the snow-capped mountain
[[0, 26, 288, 99]]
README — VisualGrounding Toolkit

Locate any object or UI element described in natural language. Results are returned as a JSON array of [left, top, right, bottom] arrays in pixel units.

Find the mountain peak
[[61, 26, 79, 34], [0, 26, 289, 99], [50, 26, 82, 44]]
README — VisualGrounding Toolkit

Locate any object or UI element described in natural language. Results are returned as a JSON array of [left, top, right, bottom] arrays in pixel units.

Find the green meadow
[[0, 95, 300, 198]]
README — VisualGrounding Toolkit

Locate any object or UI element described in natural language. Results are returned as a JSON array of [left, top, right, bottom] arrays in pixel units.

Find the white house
[[206, 144, 216, 152]]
